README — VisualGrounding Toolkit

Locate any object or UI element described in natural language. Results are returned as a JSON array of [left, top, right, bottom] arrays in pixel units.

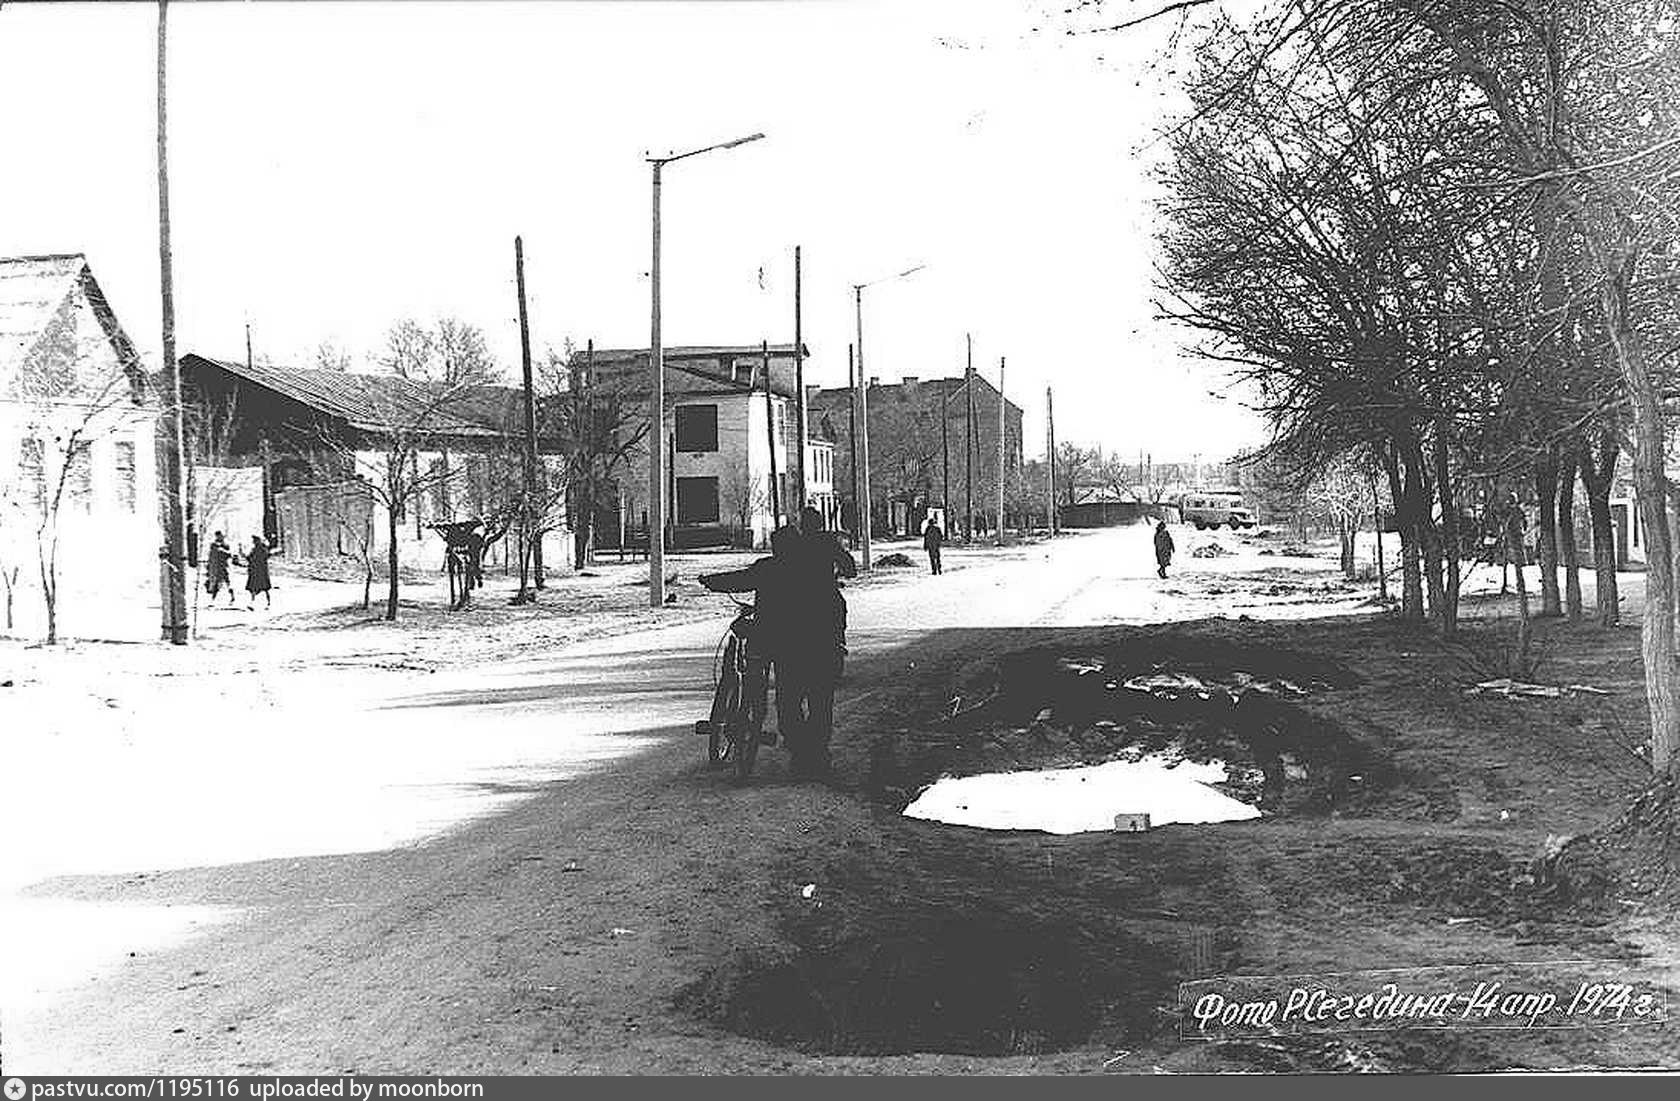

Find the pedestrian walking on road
[[1154, 520, 1175, 580], [204, 531, 235, 604], [243, 535, 273, 609], [923, 519, 945, 575]]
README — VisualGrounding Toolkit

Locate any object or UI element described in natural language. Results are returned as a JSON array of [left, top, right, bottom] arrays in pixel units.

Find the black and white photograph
[[1, 0, 1677, 1078]]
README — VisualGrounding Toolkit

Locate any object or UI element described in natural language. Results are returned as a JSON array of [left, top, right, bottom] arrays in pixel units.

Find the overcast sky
[[0, 0, 1266, 462]]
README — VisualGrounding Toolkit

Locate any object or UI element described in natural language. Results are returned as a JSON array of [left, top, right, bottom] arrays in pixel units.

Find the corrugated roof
[[183, 354, 521, 438], [0, 254, 89, 377]]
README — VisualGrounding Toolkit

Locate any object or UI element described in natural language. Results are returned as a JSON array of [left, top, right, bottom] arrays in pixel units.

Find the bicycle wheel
[[707, 638, 743, 766]]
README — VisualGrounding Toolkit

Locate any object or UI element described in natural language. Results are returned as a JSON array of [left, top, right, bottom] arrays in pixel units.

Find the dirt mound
[[1553, 775, 1680, 907], [874, 552, 917, 568]]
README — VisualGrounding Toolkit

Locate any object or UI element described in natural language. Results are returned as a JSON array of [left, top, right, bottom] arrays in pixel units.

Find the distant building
[[0, 254, 154, 634], [179, 353, 567, 568], [582, 344, 833, 549], [807, 373, 1024, 539]]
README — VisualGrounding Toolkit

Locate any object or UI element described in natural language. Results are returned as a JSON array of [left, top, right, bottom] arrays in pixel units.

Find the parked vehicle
[[1177, 491, 1257, 530]]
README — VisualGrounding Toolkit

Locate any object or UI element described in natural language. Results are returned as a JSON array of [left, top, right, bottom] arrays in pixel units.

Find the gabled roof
[[0, 253, 145, 397], [182, 354, 524, 439]]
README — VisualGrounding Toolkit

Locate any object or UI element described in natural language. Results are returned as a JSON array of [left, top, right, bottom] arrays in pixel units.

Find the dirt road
[[12, 525, 1636, 1074]]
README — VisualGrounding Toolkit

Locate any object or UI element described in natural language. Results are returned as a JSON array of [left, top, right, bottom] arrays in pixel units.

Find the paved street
[[0, 525, 1375, 1071]]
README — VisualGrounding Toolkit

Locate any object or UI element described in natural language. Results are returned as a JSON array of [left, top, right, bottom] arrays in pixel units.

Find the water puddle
[[902, 754, 1262, 835]]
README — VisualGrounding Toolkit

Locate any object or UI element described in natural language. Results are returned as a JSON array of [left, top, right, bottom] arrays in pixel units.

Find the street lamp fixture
[[647, 132, 766, 608], [851, 261, 926, 573]]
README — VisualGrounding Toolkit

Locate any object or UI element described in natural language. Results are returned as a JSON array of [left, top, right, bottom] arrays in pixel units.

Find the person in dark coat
[[243, 535, 273, 608], [923, 519, 945, 575], [1154, 520, 1175, 579], [204, 531, 235, 603], [783, 506, 856, 778], [699, 525, 802, 747]]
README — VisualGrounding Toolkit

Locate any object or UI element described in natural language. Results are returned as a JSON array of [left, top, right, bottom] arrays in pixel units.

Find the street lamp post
[[647, 131, 764, 608], [851, 262, 924, 573]]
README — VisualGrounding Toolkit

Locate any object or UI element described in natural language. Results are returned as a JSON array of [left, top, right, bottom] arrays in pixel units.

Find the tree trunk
[[1534, 446, 1562, 617], [1605, 272, 1677, 775], [385, 506, 400, 621], [1340, 519, 1355, 579], [1579, 429, 1620, 628], [1506, 504, 1532, 674], [1402, 435, 1443, 624], [39, 530, 58, 645], [1433, 420, 1460, 637], [3, 566, 15, 630], [1557, 440, 1583, 622], [1385, 441, 1423, 619], [362, 557, 373, 610]]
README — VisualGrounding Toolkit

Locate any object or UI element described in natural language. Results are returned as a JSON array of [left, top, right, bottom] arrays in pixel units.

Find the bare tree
[[14, 360, 141, 644]]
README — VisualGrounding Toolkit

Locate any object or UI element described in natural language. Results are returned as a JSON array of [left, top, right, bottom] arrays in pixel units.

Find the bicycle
[[693, 598, 771, 782]]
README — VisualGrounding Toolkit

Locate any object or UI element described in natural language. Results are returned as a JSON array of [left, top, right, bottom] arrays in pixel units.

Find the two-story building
[[583, 344, 835, 549]]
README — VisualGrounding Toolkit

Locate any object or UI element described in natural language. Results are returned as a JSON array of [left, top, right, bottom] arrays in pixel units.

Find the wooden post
[[763, 340, 781, 530], [847, 344, 859, 537], [965, 334, 976, 543], [996, 356, 1006, 546], [793, 245, 806, 511], [515, 235, 542, 595], [154, 0, 188, 644], [1047, 385, 1057, 536]]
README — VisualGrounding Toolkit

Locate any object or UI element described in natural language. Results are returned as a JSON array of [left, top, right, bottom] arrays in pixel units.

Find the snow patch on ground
[[901, 755, 1263, 835]]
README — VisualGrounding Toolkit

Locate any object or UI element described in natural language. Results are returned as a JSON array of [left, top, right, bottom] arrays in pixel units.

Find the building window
[[774, 401, 788, 450], [67, 447, 93, 511], [676, 476, 720, 525], [114, 440, 136, 512], [675, 404, 718, 453], [19, 438, 46, 512]]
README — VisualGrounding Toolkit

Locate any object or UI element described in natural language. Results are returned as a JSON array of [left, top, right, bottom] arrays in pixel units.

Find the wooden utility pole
[[941, 381, 950, 519], [855, 288, 873, 571], [847, 344, 859, 537], [515, 236, 541, 597], [965, 333, 976, 543], [996, 357, 1006, 546], [763, 340, 781, 529], [1046, 385, 1057, 536], [793, 245, 806, 511], [154, 0, 188, 645]]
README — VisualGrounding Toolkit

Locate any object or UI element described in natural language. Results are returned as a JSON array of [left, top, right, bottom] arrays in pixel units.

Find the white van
[[1177, 491, 1256, 530]]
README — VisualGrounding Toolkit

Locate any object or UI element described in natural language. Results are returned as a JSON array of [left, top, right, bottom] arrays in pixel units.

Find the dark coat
[[244, 541, 272, 594], [1153, 523, 1175, 565], [205, 540, 231, 586], [923, 524, 945, 552]]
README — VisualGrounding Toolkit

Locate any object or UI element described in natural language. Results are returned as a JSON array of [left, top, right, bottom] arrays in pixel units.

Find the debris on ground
[[875, 552, 916, 568], [1120, 669, 1317, 702], [1463, 679, 1610, 700], [1191, 542, 1234, 558]]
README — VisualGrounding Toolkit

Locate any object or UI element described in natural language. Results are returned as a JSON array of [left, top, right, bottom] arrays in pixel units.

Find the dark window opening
[[677, 476, 720, 525], [675, 404, 718, 453]]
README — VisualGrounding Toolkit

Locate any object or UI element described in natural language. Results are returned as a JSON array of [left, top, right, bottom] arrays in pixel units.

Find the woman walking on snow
[[243, 535, 273, 609], [1154, 519, 1175, 579]]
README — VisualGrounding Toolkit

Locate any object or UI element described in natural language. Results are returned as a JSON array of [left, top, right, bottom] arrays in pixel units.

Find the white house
[[585, 344, 835, 548], [0, 254, 156, 636]]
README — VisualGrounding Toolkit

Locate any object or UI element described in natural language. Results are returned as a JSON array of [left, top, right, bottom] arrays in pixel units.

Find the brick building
[[808, 372, 1024, 539]]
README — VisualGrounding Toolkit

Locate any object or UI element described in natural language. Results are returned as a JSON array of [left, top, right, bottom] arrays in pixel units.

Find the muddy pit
[[866, 639, 1393, 823]]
